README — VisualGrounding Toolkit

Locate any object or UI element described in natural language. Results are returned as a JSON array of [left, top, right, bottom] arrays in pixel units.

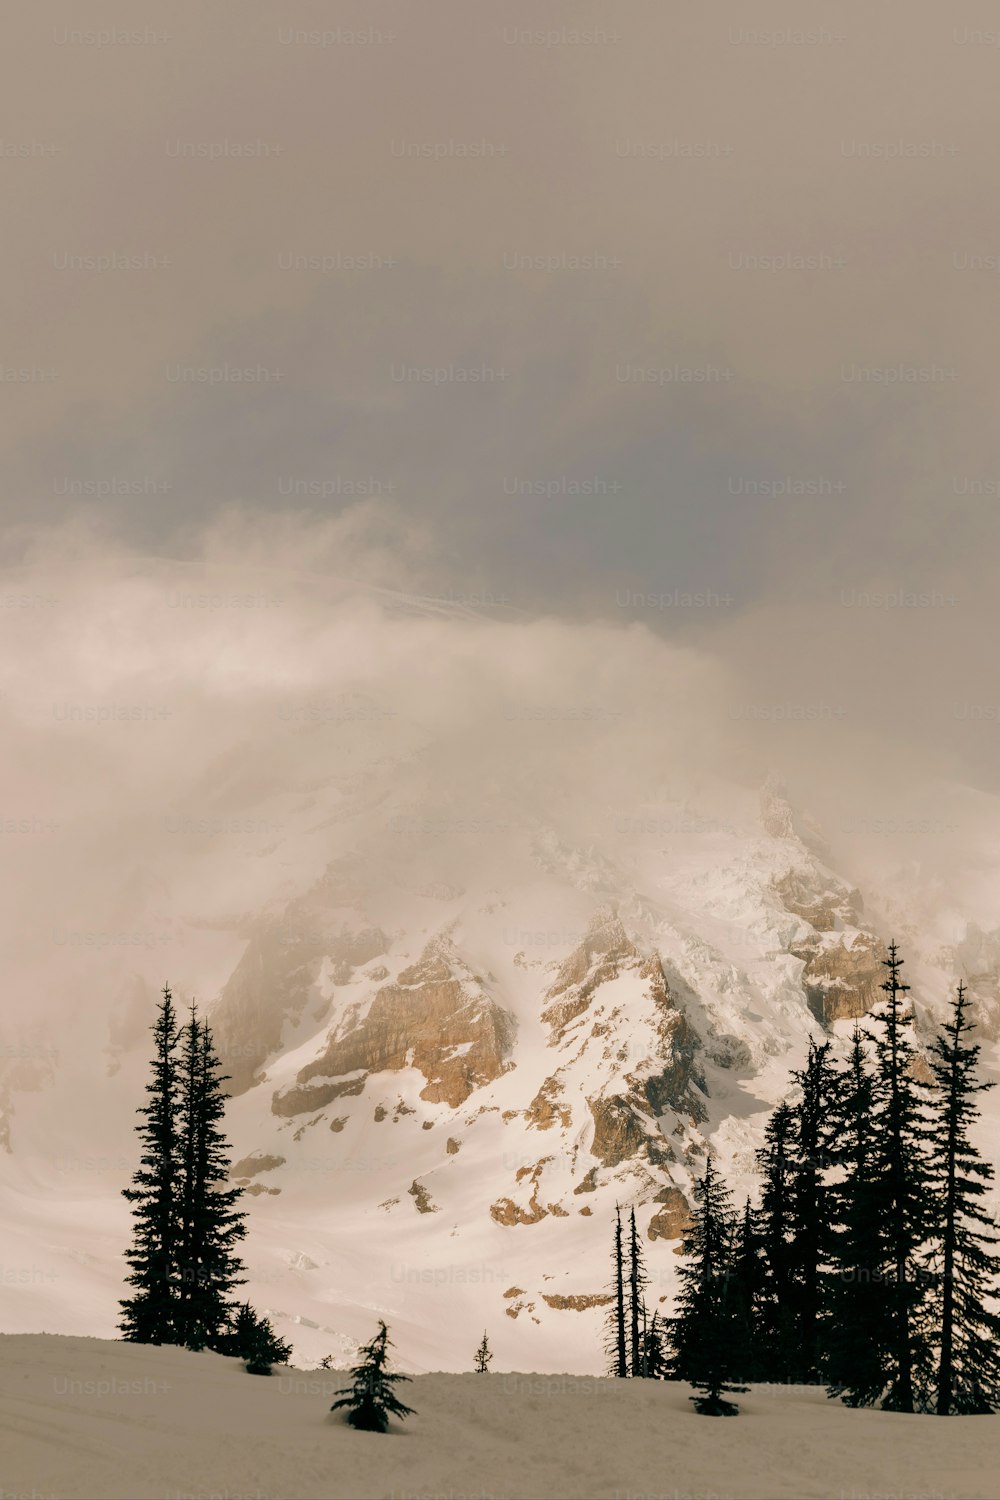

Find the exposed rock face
[[271, 1072, 366, 1119], [791, 931, 883, 1025], [542, 911, 643, 1041], [771, 858, 885, 1027], [490, 1159, 560, 1225], [230, 1153, 286, 1179], [408, 1179, 438, 1213], [647, 1186, 692, 1242], [773, 868, 863, 932], [274, 937, 516, 1114], [446, 1137, 460, 1154], [502, 1287, 535, 1319], [541, 1293, 612, 1311], [589, 1095, 670, 1169], [210, 886, 389, 1095], [537, 913, 707, 1188], [632, 958, 707, 1125], [525, 1074, 571, 1131]]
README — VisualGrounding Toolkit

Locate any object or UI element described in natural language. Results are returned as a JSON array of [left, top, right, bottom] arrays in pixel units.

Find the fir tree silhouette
[[222, 1302, 292, 1375], [474, 1331, 493, 1373], [825, 1024, 890, 1405], [755, 1100, 798, 1380], [926, 982, 1000, 1413], [120, 986, 182, 1344], [627, 1207, 648, 1376], [330, 1321, 415, 1432], [729, 1197, 765, 1383], [668, 1156, 747, 1415], [604, 1205, 628, 1377], [865, 943, 936, 1412], [176, 1011, 248, 1348], [789, 1037, 838, 1381]]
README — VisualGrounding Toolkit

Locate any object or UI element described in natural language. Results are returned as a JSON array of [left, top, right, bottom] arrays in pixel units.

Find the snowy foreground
[[0, 1336, 995, 1500]]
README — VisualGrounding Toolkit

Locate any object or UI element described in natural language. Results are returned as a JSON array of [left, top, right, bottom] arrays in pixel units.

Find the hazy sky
[[2, 0, 1000, 1015]]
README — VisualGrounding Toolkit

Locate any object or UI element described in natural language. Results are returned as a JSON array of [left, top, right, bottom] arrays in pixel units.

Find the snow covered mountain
[[5, 721, 1000, 1378]]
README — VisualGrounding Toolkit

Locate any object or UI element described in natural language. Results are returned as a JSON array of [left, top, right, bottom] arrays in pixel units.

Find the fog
[[2, 0, 1000, 1036]]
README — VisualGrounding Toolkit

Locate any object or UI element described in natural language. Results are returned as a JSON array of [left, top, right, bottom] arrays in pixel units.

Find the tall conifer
[[120, 986, 182, 1343], [627, 1207, 648, 1377], [865, 943, 936, 1412], [926, 982, 1000, 1413], [604, 1206, 628, 1377], [668, 1156, 746, 1415], [825, 1025, 890, 1405]]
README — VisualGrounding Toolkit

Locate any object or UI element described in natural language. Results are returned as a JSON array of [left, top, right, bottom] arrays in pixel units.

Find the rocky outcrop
[[502, 1286, 535, 1319], [631, 958, 707, 1124], [408, 1179, 438, 1213], [490, 1158, 562, 1224], [647, 1185, 692, 1242], [540, 915, 708, 1175], [541, 1293, 612, 1311], [271, 1072, 366, 1118], [525, 1074, 571, 1130], [791, 931, 883, 1025], [542, 912, 642, 1041], [210, 888, 389, 1095], [275, 937, 516, 1113], [589, 1095, 670, 1168], [230, 1152, 286, 1180], [773, 868, 863, 932]]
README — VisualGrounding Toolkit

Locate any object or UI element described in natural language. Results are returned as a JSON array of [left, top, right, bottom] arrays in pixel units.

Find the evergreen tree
[[926, 982, 1000, 1414], [330, 1321, 415, 1432], [825, 1025, 890, 1406], [627, 1207, 649, 1376], [604, 1206, 628, 1377], [667, 1156, 746, 1415], [474, 1331, 492, 1373], [755, 1100, 798, 1380], [865, 943, 936, 1412], [728, 1197, 765, 1383], [222, 1301, 293, 1376], [119, 986, 182, 1344], [639, 1308, 668, 1379], [789, 1037, 838, 1381], [176, 1013, 248, 1349]]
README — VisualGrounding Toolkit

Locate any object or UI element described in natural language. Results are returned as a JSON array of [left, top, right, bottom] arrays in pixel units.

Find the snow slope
[[0, 1334, 993, 1500]]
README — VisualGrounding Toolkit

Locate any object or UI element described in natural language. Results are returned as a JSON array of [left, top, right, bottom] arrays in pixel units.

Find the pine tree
[[865, 943, 936, 1412], [926, 982, 1000, 1414], [330, 1321, 416, 1432], [222, 1302, 293, 1375], [639, 1308, 668, 1379], [789, 1037, 838, 1382], [667, 1156, 746, 1415], [728, 1197, 765, 1383], [176, 1005, 202, 1347], [755, 1100, 798, 1381], [177, 1013, 248, 1349], [604, 1206, 628, 1377], [825, 1025, 890, 1406], [627, 1207, 649, 1377], [474, 1331, 492, 1373], [120, 986, 182, 1344]]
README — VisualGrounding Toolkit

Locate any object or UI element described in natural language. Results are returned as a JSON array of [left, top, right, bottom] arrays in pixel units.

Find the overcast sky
[[2, 0, 1000, 1023]]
